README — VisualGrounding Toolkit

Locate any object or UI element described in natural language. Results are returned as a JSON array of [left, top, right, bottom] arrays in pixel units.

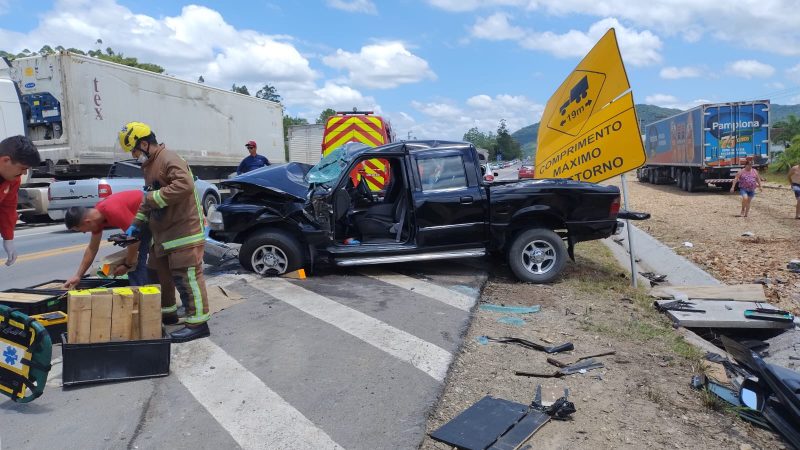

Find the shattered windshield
[[306, 142, 369, 185]]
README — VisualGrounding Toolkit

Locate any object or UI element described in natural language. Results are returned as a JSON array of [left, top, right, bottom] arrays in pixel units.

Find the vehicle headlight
[[207, 205, 224, 230]]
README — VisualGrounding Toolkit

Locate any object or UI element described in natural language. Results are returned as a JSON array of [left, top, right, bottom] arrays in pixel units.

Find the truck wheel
[[507, 228, 567, 284], [649, 170, 656, 184], [240, 229, 304, 276], [202, 192, 219, 215], [679, 171, 687, 191], [686, 172, 696, 192]]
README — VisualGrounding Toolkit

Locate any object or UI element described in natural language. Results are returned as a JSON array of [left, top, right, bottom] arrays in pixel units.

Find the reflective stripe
[[189, 168, 205, 226], [135, 212, 149, 223], [152, 190, 167, 208], [185, 266, 208, 324], [162, 232, 205, 251], [161, 305, 178, 314]]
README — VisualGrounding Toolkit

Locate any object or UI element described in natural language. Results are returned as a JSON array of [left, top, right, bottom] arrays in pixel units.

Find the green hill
[[511, 103, 800, 155]]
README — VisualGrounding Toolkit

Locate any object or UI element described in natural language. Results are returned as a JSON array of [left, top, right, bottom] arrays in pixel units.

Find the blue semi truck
[[636, 100, 770, 192]]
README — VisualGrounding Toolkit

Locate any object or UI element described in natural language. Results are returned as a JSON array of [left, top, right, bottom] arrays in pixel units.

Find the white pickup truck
[[47, 160, 220, 220]]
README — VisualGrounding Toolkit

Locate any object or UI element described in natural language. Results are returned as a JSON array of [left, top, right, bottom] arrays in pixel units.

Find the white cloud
[[726, 60, 775, 79], [644, 93, 708, 110], [659, 65, 704, 79], [787, 63, 800, 84], [326, 0, 377, 15], [439, 1, 800, 56], [512, 17, 662, 66], [322, 41, 436, 89], [470, 13, 526, 41], [409, 94, 543, 140]]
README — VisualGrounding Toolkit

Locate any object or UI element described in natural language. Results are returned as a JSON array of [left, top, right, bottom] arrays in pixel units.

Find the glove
[[3, 239, 17, 266], [126, 225, 140, 238]]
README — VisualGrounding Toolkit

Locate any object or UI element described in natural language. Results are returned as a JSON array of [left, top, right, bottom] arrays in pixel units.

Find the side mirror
[[739, 378, 764, 410]]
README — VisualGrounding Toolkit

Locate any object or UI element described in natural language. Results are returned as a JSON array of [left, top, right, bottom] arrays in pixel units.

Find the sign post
[[620, 173, 637, 288]]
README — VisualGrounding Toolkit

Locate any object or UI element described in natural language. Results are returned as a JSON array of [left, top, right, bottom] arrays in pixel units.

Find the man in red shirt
[[63, 190, 151, 289], [0, 136, 41, 266]]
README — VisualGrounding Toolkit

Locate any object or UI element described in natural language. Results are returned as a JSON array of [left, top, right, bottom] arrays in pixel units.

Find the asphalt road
[[0, 223, 119, 289], [0, 224, 489, 449]]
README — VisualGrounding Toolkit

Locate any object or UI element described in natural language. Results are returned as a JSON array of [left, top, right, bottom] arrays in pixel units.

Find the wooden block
[[130, 288, 141, 340], [67, 290, 93, 344], [110, 288, 135, 341], [136, 286, 162, 340], [89, 288, 112, 343], [0, 292, 53, 303]]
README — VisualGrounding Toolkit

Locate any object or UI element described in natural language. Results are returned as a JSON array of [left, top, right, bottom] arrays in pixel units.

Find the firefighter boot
[[170, 323, 210, 343]]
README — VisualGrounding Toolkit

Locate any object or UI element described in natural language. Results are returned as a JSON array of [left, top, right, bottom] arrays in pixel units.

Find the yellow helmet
[[118, 121, 152, 152]]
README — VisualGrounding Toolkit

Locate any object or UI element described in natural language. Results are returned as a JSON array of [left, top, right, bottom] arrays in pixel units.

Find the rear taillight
[[98, 183, 112, 198], [610, 196, 621, 216], [47, 186, 52, 202]]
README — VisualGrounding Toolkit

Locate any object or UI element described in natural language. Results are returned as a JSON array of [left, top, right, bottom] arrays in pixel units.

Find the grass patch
[[567, 241, 706, 365], [762, 170, 790, 186]]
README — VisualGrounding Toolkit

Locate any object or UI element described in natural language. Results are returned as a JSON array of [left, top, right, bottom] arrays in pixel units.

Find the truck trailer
[[8, 52, 285, 221], [287, 124, 324, 165], [636, 100, 769, 192]]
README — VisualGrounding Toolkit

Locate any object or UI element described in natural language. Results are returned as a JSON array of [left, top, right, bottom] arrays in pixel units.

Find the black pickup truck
[[208, 141, 624, 283]]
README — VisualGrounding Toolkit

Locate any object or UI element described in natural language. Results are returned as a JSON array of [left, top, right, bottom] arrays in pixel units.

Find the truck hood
[[221, 162, 312, 201]]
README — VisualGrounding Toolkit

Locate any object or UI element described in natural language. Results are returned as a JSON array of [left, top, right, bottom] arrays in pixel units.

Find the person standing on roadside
[[0, 136, 41, 266], [236, 140, 270, 175], [730, 159, 762, 217], [789, 164, 800, 219], [119, 121, 210, 343], [62, 190, 151, 289]]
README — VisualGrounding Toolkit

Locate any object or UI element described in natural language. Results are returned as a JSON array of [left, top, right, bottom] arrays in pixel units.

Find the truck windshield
[[306, 142, 369, 185]]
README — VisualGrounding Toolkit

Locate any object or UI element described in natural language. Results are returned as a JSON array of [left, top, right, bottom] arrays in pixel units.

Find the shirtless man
[[789, 163, 800, 219]]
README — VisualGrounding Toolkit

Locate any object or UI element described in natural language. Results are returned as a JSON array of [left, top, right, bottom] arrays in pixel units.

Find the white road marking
[[359, 269, 475, 312], [250, 278, 452, 382], [172, 339, 343, 450]]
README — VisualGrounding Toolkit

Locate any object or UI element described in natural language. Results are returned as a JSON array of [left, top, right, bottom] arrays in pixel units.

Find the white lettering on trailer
[[711, 120, 759, 131]]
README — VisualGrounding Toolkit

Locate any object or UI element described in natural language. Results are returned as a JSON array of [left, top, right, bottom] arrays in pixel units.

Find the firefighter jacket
[[132, 144, 205, 256]]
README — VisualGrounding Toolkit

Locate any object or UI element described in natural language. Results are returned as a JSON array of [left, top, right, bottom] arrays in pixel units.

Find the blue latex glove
[[126, 224, 140, 237]]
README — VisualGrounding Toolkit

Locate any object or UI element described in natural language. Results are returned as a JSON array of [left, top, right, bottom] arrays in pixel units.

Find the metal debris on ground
[[639, 271, 667, 286], [515, 359, 604, 378], [547, 350, 616, 368], [481, 336, 574, 354]]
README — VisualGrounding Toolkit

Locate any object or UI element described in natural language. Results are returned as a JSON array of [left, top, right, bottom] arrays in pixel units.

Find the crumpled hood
[[221, 162, 312, 201]]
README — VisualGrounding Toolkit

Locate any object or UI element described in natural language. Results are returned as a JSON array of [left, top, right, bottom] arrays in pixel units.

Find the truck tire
[[686, 171, 696, 192], [507, 228, 567, 284], [240, 229, 304, 276], [649, 169, 656, 184], [679, 171, 687, 191], [202, 191, 219, 215]]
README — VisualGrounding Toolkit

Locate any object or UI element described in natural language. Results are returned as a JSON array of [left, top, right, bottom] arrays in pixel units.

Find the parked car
[[47, 160, 220, 220], [208, 141, 627, 283], [518, 164, 535, 179]]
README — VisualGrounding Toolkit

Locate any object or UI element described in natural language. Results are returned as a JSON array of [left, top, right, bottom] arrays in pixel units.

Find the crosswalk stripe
[[173, 339, 344, 450], [250, 278, 452, 382], [358, 269, 476, 312]]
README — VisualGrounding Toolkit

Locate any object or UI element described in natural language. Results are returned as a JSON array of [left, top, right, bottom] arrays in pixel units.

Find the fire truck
[[321, 109, 395, 191]]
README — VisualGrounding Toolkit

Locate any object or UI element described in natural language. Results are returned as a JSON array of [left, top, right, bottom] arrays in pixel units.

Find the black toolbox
[[0, 288, 65, 315], [61, 333, 171, 387]]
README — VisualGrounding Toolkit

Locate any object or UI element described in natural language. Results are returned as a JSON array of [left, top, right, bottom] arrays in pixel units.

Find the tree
[[772, 114, 800, 145], [771, 135, 800, 172], [462, 127, 497, 153], [317, 108, 337, 124], [256, 84, 281, 103], [39, 45, 54, 55], [495, 119, 522, 161], [231, 84, 250, 95]]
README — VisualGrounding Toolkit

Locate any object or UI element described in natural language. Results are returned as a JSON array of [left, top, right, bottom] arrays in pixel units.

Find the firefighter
[[62, 190, 152, 289], [0, 136, 41, 266], [119, 122, 210, 343]]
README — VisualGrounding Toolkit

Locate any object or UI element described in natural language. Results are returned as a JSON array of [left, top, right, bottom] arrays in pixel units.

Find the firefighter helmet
[[118, 121, 152, 153]]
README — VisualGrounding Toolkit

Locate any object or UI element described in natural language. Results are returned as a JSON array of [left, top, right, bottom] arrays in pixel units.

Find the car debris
[[496, 316, 526, 327], [482, 336, 574, 354], [515, 358, 604, 378], [479, 304, 541, 314], [547, 350, 616, 368], [639, 271, 667, 286]]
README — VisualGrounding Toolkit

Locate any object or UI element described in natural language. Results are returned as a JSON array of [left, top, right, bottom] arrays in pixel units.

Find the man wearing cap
[[236, 140, 270, 175]]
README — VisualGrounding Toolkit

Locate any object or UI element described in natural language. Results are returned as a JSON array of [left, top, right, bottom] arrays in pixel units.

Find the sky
[[2, 0, 800, 141]]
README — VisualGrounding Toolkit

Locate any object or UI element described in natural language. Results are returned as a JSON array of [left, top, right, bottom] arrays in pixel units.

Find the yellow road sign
[[538, 28, 631, 151], [535, 92, 645, 183]]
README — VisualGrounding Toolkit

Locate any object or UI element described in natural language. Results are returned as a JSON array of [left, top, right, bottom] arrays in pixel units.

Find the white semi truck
[[8, 52, 285, 222]]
